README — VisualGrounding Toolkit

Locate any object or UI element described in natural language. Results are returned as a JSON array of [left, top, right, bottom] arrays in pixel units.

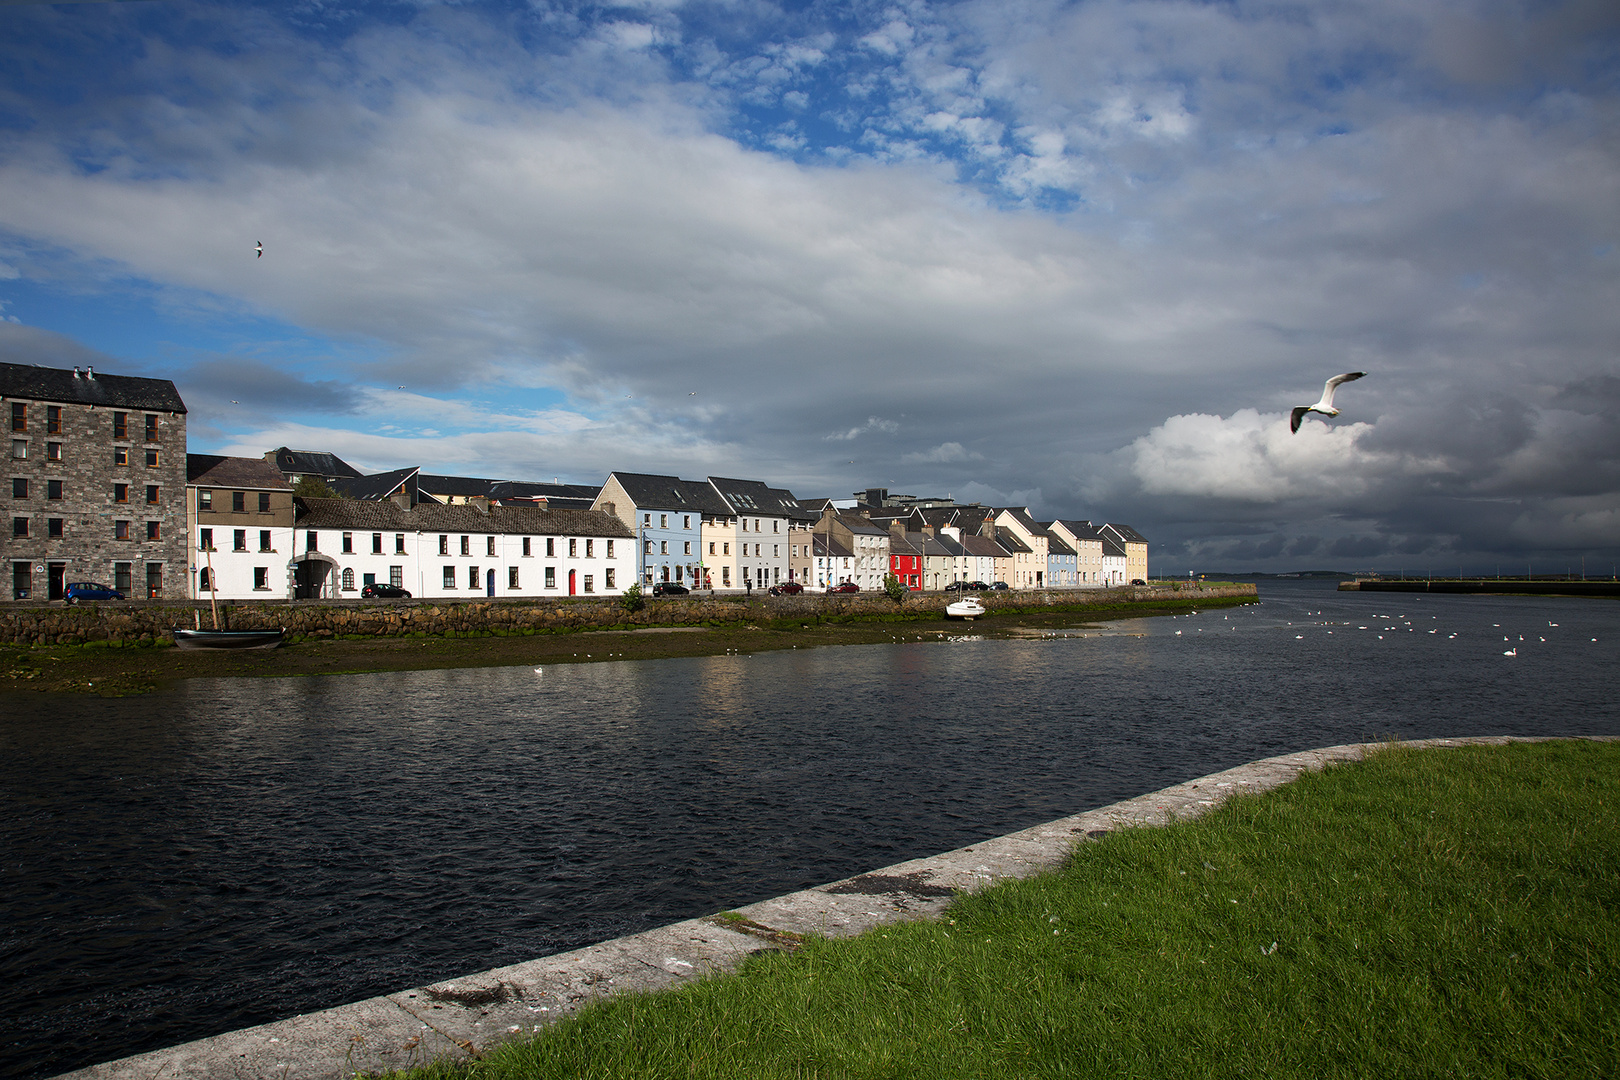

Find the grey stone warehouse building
[[4, 362, 189, 600]]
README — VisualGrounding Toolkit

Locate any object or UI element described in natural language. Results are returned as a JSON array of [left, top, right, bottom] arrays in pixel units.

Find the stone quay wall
[[0, 583, 1256, 647]]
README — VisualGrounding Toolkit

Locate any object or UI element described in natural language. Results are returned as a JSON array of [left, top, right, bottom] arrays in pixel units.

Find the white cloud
[[902, 441, 983, 464]]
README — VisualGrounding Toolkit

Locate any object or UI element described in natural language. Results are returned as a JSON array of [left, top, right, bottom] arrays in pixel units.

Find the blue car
[[64, 581, 124, 604]]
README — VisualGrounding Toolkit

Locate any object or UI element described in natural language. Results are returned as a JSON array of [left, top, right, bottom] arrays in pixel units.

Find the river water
[[3, 581, 1616, 1079]]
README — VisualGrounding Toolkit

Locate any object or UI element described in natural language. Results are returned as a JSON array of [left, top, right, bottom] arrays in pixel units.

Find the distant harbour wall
[[1342, 579, 1620, 597], [0, 583, 1256, 647]]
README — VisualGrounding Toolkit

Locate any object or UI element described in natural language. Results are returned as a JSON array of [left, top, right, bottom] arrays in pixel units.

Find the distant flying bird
[[689, 391, 696, 395], [254, 241, 262, 258], [1290, 372, 1365, 433], [398, 385, 406, 389], [229, 400, 239, 404]]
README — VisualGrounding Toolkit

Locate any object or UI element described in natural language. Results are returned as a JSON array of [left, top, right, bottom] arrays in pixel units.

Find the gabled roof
[[927, 533, 966, 557], [707, 477, 810, 519], [812, 535, 854, 559], [888, 532, 922, 557], [834, 511, 888, 536], [1045, 533, 1077, 557], [607, 472, 733, 515], [293, 498, 634, 538], [959, 534, 1009, 558], [186, 454, 293, 489], [1101, 536, 1127, 558], [417, 473, 497, 498], [333, 466, 419, 502], [1103, 522, 1149, 545], [993, 529, 1033, 554], [0, 361, 187, 412], [488, 480, 601, 503], [267, 447, 362, 480], [1052, 519, 1103, 542], [767, 487, 821, 524]]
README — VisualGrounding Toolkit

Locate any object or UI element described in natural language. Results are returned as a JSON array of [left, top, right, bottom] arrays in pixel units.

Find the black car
[[361, 583, 412, 599], [989, 581, 1009, 591], [651, 582, 690, 597], [944, 581, 971, 592], [1131, 579, 1147, 586]]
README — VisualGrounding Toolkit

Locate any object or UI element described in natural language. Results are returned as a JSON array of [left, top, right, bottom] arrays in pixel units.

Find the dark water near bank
[[3, 582, 1616, 1079]]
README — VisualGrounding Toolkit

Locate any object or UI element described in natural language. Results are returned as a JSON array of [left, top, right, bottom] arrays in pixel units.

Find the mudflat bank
[[1, 585, 1254, 697]]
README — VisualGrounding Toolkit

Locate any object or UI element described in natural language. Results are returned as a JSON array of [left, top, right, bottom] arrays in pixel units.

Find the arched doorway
[[568, 569, 576, 596], [486, 568, 495, 596], [294, 555, 338, 599]]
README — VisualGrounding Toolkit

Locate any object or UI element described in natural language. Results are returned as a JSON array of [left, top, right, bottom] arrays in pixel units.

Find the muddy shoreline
[[1, 595, 1253, 698]]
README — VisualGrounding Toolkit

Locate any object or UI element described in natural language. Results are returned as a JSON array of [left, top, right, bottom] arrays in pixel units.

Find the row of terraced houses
[[4, 362, 1146, 602]]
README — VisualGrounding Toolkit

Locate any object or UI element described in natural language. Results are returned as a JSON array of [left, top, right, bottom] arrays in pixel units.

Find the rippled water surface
[[3, 582, 1616, 1079]]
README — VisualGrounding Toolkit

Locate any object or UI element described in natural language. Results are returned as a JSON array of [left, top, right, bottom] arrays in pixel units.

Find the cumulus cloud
[[902, 441, 983, 465]]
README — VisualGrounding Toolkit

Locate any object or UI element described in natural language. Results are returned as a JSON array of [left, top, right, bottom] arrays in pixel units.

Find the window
[[259, 530, 272, 551], [683, 541, 691, 555], [395, 534, 405, 554], [306, 530, 318, 552], [659, 540, 668, 555], [371, 533, 382, 554], [342, 568, 355, 590], [234, 529, 247, 551], [486, 536, 495, 557], [47, 517, 63, 538], [46, 442, 61, 462], [254, 567, 269, 590], [468, 566, 479, 590], [145, 484, 158, 504], [642, 513, 651, 526], [606, 540, 614, 558], [144, 414, 159, 441], [145, 449, 159, 468], [113, 412, 127, 438], [389, 566, 402, 588], [741, 518, 748, 532], [232, 491, 245, 512], [198, 567, 212, 593], [115, 520, 130, 540], [9, 402, 24, 432], [146, 521, 160, 541], [460, 535, 470, 556], [258, 492, 271, 513], [722, 566, 731, 586], [644, 540, 652, 554], [341, 532, 354, 554], [508, 567, 519, 589], [583, 575, 593, 593], [546, 537, 556, 557], [200, 527, 213, 550], [438, 535, 449, 555], [10, 478, 24, 499], [660, 514, 668, 528], [197, 488, 210, 510], [605, 569, 616, 589], [586, 539, 594, 558], [723, 542, 730, 556], [709, 542, 715, 555], [112, 483, 128, 503], [11, 440, 25, 460], [12, 516, 27, 538], [522, 537, 531, 556], [774, 545, 779, 557], [545, 566, 557, 589], [146, 563, 162, 598], [683, 515, 690, 529], [443, 566, 456, 588], [114, 447, 128, 467], [773, 520, 779, 532], [39, 479, 60, 501], [114, 563, 132, 592], [568, 538, 577, 557], [755, 544, 761, 557]]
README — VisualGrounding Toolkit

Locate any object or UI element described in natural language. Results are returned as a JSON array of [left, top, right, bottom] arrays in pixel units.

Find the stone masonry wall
[[0, 583, 1256, 647]]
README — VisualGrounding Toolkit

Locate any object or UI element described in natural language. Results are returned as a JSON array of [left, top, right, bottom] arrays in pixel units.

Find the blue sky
[[1, 0, 1617, 572]]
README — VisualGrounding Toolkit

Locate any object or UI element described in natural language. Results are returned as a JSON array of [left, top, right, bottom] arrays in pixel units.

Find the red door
[[568, 569, 576, 595]]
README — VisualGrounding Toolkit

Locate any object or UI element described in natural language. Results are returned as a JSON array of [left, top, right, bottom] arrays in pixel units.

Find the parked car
[[965, 581, 990, 591], [361, 583, 412, 599], [989, 581, 1009, 591], [64, 581, 123, 604], [944, 581, 969, 592], [1131, 579, 1146, 586], [827, 582, 860, 593], [651, 582, 690, 597], [768, 581, 804, 595]]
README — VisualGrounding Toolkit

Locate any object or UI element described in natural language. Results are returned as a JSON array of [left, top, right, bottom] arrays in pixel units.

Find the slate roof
[[186, 454, 294, 489], [1104, 522, 1149, 545], [267, 447, 363, 480], [1052, 519, 1103, 542], [1101, 535, 1127, 558], [0, 361, 186, 412], [333, 466, 419, 502], [488, 480, 601, 504], [294, 498, 634, 538], [707, 477, 813, 520], [607, 472, 733, 515], [812, 535, 854, 559], [959, 534, 1010, 559], [993, 529, 1033, 554], [834, 511, 888, 536], [1045, 533, 1077, 557], [927, 533, 966, 558], [417, 473, 497, 499]]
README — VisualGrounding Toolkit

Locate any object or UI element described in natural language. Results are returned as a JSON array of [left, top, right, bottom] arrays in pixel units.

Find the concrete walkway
[[56, 735, 1611, 1080]]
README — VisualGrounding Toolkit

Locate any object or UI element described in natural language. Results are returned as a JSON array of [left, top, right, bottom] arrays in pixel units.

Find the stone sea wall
[[0, 583, 1255, 647]]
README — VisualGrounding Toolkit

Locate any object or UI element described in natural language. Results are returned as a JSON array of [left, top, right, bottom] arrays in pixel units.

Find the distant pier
[[1341, 578, 1620, 597]]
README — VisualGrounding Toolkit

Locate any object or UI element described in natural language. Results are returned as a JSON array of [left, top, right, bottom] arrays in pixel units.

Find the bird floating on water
[[1290, 372, 1365, 433]]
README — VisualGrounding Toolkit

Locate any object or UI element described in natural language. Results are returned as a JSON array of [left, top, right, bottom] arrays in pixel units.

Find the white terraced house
[[291, 497, 635, 600]]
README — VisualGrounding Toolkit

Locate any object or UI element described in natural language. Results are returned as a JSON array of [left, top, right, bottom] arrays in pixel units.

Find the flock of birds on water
[[1162, 605, 1595, 658]]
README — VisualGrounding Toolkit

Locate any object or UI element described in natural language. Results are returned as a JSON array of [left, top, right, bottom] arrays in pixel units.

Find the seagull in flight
[[1290, 372, 1366, 433], [254, 241, 262, 258]]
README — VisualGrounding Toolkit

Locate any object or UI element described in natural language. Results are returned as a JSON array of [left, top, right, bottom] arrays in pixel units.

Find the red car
[[768, 581, 804, 595], [827, 582, 860, 593]]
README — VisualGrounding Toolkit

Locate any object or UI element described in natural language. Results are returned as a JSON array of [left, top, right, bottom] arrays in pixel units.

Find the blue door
[[486, 568, 495, 596]]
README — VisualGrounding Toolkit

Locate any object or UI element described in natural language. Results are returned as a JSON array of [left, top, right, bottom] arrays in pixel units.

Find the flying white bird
[[1290, 372, 1366, 433], [254, 241, 262, 258]]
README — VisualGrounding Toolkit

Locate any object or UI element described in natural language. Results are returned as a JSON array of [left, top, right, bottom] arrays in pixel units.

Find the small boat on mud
[[172, 627, 285, 650], [945, 597, 986, 620]]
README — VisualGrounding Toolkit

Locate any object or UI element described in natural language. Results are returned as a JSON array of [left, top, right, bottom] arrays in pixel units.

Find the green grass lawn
[[391, 740, 1619, 1079]]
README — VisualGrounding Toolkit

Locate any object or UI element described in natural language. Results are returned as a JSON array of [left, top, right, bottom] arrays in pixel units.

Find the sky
[[0, 0, 1616, 575]]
